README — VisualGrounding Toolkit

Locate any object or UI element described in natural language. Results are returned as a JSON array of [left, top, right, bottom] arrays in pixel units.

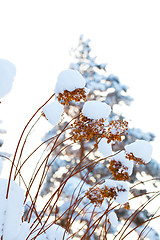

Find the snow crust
[[0, 59, 16, 98], [55, 69, 86, 94], [102, 179, 129, 204], [82, 100, 111, 120], [28, 224, 70, 240], [0, 179, 24, 240], [112, 150, 134, 176], [42, 100, 64, 126], [98, 138, 112, 157], [125, 140, 153, 164], [14, 222, 30, 240]]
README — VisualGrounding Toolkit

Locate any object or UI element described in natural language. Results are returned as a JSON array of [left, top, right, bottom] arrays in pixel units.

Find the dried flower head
[[108, 159, 130, 181], [100, 179, 129, 204], [54, 69, 88, 105], [57, 87, 87, 105], [123, 202, 130, 210], [125, 140, 153, 165], [100, 185, 127, 201], [126, 152, 146, 165], [85, 187, 104, 207], [106, 120, 128, 143], [100, 185, 118, 200], [71, 113, 106, 144]]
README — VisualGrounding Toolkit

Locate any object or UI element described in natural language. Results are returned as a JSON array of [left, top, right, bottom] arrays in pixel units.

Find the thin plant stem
[[6, 93, 55, 199]]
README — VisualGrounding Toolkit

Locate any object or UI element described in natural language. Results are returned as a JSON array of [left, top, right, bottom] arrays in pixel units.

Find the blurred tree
[[41, 35, 159, 239]]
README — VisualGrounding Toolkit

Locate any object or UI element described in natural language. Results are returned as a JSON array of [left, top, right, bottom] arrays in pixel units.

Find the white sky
[[0, 0, 160, 160]]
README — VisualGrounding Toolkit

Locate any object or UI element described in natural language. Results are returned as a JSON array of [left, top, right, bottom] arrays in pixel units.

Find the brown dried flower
[[123, 202, 130, 210], [57, 88, 87, 105], [126, 152, 146, 165], [108, 159, 130, 181], [100, 185, 118, 200], [71, 113, 106, 144], [86, 182, 128, 205], [106, 120, 128, 143], [85, 187, 104, 207]]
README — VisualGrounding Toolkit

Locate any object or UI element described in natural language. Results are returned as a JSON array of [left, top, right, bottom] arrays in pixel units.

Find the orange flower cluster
[[71, 113, 106, 143], [106, 120, 128, 143], [108, 160, 130, 181], [86, 185, 127, 206], [123, 202, 130, 210], [57, 88, 86, 105], [100, 185, 118, 200], [126, 152, 146, 165], [85, 187, 104, 207]]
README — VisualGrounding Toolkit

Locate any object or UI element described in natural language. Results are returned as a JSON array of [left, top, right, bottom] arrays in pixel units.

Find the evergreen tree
[[41, 36, 159, 239]]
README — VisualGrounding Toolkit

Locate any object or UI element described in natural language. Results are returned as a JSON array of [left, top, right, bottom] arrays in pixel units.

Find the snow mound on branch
[[0, 179, 24, 240], [82, 101, 111, 120], [108, 211, 118, 228], [125, 140, 153, 164], [98, 138, 112, 157], [112, 151, 134, 176], [102, 179, 129, 204], [63, 176, 91, 199], [0, 59, 16, 98], [42, 100, 64, 126], [55, 69, 86, 94]]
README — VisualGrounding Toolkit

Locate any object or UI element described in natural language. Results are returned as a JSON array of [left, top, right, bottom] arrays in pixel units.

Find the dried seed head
[[108, 159, 130, 181], [106, 120, 128, 143], [71, 113, 106, 144], [126, 152, 146, 165], [100, 186, 118, 200], [57, 88, 87, 105], [85, 187, 104, 207], [123, 202, 130, 210]]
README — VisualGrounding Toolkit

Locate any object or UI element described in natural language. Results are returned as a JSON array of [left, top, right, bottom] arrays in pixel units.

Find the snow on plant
[[42, 100, 64, 126], [125, 140, 153, 164], [108, 151, 134, 181], [0, 59, 16, 99], [55, 69, 89, 105], [71, 100, 111, 145], [0, 62, 158, 240], [98, 138, 112, 157]]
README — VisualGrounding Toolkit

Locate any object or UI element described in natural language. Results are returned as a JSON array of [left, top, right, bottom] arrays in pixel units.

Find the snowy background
[[0, 0, 160, 160]]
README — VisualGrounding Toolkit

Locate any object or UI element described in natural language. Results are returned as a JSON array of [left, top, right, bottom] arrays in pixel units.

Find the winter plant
[[41, 36, 160, 239], [0, 42, 160, 240]]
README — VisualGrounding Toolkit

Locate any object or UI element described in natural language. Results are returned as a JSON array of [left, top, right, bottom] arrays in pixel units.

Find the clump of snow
[[112, 151, 134, 176], [0, 59, 16, 98], [55, 69, 86, 94], [28, 223, 70, 240], [108, 211, 118, 228], [82, 101, 111, 120], [125, 140, 153, 164], [42, 100, 64, 126], [0, 179, 24, 240], [63, 176, 91, 199], [98, 138, 112, 157], [102, 179, 129, 204]]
